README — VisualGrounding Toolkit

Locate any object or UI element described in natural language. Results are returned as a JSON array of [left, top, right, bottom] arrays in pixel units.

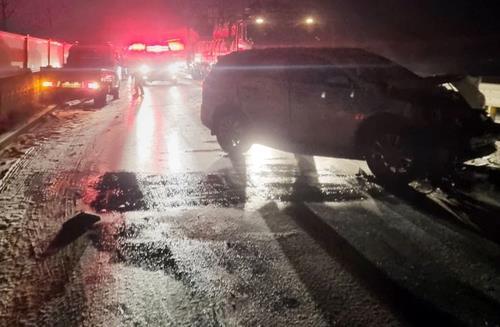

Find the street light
[[304, 17, 315, 25], [255, 17, 265, 25]]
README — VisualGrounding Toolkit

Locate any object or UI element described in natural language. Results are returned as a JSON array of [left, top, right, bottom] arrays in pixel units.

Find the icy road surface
[[1, 80, 500, 326]]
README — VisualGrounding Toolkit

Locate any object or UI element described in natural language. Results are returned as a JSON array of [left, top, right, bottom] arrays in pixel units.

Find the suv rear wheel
[[216, 114, 251, 154], [94, 93, 107, 108]]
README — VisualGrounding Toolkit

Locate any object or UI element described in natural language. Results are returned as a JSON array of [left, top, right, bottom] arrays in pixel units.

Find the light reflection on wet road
[[0, 79, 500, 326]]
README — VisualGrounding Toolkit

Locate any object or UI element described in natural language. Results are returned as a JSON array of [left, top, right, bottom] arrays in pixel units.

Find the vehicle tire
[[216, 113, 251, 155], [94, 93, 107, 108], [111, 87, 120, 100], [364, 125, 418, 185]]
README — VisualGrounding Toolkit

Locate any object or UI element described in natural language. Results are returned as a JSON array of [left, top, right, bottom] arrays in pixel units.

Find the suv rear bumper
[[41, 88, 106, 102]]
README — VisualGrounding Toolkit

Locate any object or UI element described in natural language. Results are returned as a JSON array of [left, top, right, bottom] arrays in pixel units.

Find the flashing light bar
[[128, 40, 185, 53], [167, 40, 185, 51], [146, 45, 170, 53], [128, 43, 146, 51], [41, 81, 54, 87]]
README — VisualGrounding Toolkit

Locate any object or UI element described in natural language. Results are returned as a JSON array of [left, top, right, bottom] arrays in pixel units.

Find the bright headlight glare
[[167, 65, 176, 73], [167, 62, 183, 74], [139, 65, 150, 74]]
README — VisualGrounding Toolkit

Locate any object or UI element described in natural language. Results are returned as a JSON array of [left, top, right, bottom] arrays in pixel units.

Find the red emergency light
[[128, 43, 146, 51], [167, 40, 185, 51]]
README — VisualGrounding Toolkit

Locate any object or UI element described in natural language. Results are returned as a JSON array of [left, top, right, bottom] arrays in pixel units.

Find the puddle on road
[[90, 172, 146, 212], [87, 170, 367, 213]]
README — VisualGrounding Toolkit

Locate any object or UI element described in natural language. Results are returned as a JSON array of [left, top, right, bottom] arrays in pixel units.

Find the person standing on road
[[132, 71, 145, 97]]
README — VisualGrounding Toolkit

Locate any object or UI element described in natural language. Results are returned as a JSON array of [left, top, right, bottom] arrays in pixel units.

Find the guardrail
[[0, 72, 42, 132], [0, 31, 72, 131], [0, 30, 72, 78]]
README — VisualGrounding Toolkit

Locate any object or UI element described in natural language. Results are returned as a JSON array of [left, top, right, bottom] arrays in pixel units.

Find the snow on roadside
[[0, 102, 126, 322]]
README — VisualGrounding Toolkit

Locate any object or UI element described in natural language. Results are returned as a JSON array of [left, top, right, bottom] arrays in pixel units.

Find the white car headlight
[[140, 65, 151, 74], [167, 62, 184, 74]]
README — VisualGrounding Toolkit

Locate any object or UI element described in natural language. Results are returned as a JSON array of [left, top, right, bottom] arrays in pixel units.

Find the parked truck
[[40, 44, 121, 107]]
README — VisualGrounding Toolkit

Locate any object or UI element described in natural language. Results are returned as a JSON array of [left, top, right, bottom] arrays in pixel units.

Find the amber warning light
[[41, 81, 54, 88], [128, 40, 185, 53], [128, 43, 146, 51], [167, 40, 185, 51]]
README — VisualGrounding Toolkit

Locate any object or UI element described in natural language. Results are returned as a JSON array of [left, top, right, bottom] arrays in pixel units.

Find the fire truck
[[188, 20, 253, 80], [123, 37, 194, 84]]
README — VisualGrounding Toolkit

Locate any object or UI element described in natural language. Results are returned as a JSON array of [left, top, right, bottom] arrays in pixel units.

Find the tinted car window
[[356, 63, 420, 84], [217, 51, 287, 79], [325, 73, 352, 88], [287, 59, 351, 87], [290, 67, 352, 86]]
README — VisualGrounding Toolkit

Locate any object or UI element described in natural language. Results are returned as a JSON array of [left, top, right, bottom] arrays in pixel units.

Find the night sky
[[7, 0, 500, 74], [11, 0, 187, 42], [9, 0, 500, 43]]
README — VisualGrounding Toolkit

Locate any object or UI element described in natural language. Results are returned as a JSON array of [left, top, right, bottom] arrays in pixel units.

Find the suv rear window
[[67, 47, 115, 68]]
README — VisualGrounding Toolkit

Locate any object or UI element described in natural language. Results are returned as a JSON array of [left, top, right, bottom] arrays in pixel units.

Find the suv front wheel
[[365, 127, 418, 185], [216, 114, 251, 154]]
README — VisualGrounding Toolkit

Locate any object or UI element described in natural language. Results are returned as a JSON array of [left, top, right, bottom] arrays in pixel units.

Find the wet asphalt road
[[1, 79, 500, 326]]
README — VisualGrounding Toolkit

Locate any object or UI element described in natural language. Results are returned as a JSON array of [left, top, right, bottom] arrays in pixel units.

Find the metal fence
[[0, 30, 71, 78]]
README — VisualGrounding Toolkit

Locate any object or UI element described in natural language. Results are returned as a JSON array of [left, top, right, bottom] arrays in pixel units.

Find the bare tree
[[0, 0, 16, 31], [14, 0, 69, 36], [41, 0, 69, 32]]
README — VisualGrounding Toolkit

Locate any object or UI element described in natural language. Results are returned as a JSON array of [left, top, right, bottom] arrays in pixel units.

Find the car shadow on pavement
[[257, 154, 499, 326], [375, 164, 500, 246]]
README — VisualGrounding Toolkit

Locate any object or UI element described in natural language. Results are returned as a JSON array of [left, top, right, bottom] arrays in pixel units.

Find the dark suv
[[201, 48, 498, 183]]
